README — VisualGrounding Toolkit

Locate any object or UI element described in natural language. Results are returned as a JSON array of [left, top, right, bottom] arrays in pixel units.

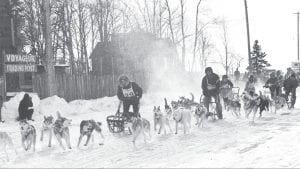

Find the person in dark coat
[[264, 72, 279, 99], [234, 68, 241, 82], [276, 70, 284, 96], [284, 73, 299, 108], [18, 93, 34, 121], [117, 75, 143, 120], [201, 67, 223, 119]]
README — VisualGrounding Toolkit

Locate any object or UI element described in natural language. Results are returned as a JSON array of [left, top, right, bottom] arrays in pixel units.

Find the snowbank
[[39, 95, 73, 117], [1, 92, 121, 122]]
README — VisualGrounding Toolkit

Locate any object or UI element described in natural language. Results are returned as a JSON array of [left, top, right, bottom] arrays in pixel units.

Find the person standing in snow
[[234, 68, 241, 83], [283, 73, 299, 108], [18, 93, 34, 121], [201, 67, 223, 119], [264, 72, 279, 100], [285, 67, 294, 80], [117, 75, 143, 120]]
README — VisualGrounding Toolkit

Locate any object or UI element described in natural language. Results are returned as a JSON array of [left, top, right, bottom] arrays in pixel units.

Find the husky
[[40, 115, 54, 147], [173, 107, 192, 134], [194, 104, 207, 128], [153, 106, 172, 135], [242, 92, 261, 124], [127, 116, 151, 145], [77, 120, 104, 147], [0, 132, 17, 161], [223, 96, 241, 117], [172, 93, 199, 110], [53, 112, 72, 150], [19, 119, 36, 152], [258, 91, 271, 117]]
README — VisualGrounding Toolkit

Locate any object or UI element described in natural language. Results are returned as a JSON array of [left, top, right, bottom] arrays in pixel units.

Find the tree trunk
[[192, 0, 202, 72], [43, 0, 56, 96], [165, 0, 175, 44], [180, 0, 186, 68]]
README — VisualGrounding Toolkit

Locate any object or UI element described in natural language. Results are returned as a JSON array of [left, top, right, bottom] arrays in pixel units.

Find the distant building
[[90, 32, 179, 77]]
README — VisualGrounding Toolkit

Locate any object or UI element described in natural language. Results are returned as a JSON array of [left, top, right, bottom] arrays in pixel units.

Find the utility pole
[[294, 12, 300, 61], [244, 0, 251, 73]]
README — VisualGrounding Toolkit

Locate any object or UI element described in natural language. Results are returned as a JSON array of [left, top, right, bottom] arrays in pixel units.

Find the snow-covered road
[[1, 91, 300, 168]]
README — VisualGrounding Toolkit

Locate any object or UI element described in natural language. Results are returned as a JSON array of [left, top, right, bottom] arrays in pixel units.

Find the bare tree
[[220, 18, 229, 75], [165, 0, 175, 43], [43, 0, 56, 96], [191, 0, 202, 72], [179, 0, 185, 67]]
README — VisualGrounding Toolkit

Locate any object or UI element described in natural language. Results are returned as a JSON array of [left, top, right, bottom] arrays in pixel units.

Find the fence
[[33, 71, 150, 102]]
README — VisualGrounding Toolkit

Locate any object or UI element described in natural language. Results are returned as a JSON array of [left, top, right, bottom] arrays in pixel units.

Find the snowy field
[[1, 83, 300, 168]]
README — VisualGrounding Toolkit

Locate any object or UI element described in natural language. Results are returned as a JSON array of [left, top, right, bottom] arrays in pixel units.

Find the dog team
[[0, 111, 105, 161], [0, 66, 298, 161]]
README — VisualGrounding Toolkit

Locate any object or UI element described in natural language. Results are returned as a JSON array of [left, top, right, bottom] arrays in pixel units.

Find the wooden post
[[2, 51, 6, 101]]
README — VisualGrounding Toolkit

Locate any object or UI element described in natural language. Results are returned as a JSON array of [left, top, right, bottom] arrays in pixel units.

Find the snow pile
[[2, 92, 40, 121], [39, 95, 73, 117]]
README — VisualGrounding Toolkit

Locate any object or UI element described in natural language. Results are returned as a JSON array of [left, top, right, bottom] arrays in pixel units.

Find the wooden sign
[[5, 64, 37, 73], [5, 54, 36, 64]]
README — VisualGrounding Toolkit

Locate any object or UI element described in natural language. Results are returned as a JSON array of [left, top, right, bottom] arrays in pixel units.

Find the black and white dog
[[77, 120, 104, 147]]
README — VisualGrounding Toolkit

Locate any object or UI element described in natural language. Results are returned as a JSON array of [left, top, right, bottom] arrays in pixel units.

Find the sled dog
[[173, 107, 191, 134], [0, 132, 17, 161], [40, 115, 54, 147], [77, 119, 104, 147], [194, 104, 207, 128], [128, 116, 151, 145], [223, 96, 241, 117], [153, 106, 172, 134], [53, 112, 72, 150], [19, 119, 36, 152]]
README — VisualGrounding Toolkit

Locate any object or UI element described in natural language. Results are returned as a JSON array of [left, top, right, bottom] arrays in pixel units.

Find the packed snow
[[0, 81, 300, 168]]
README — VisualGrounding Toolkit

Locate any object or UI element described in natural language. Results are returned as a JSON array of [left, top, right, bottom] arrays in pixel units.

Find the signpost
[[3, 53, 37, 100]]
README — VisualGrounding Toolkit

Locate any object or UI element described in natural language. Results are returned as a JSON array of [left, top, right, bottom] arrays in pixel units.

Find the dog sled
[[200, 95, 219, 120], [106, 101, 138, 133], [106, 101, 127, 133], [232, 87, 240, 99]]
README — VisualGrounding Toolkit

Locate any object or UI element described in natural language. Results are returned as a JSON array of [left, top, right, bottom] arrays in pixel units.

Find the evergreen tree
[[249, 40, 271, 75]]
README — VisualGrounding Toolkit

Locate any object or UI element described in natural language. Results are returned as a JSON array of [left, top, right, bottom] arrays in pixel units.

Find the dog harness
[[122, 84, 135, 97]]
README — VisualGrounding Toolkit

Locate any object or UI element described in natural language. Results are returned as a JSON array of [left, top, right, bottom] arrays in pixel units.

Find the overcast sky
[[183, 0, 300, 74]]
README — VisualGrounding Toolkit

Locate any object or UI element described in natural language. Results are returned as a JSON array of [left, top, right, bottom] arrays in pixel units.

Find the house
[[90, 32, 179, 77]]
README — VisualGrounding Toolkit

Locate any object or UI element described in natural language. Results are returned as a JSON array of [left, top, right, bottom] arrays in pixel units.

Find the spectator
[[283, 73, 299, 108], [18, 93, 34, 121]]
